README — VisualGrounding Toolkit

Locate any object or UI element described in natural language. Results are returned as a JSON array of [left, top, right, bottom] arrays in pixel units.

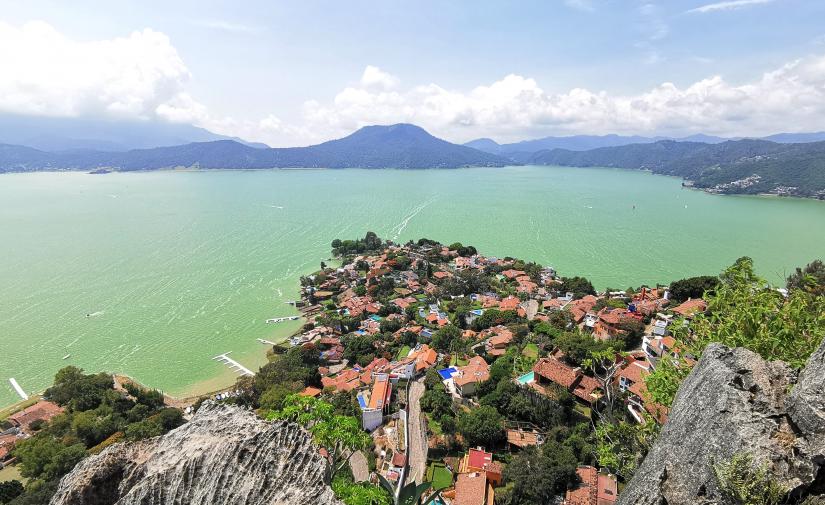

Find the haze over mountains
[[1, 115, 824, 198], [0, 123, 509, 171], [0, 114, 268, 152], [465, 132, 825, 161]]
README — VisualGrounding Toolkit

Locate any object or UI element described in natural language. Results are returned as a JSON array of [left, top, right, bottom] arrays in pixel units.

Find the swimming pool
[[516, 371, 535, 385], [437, 367, 457, 380]]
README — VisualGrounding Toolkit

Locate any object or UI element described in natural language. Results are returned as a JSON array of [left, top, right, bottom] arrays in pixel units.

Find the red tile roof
[[533, 358, 580, 388], [9, 400, 64, 432]]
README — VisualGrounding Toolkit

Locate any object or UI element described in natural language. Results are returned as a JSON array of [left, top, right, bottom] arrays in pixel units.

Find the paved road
[[406, 378, 428, 485], [349, 450, 370, 483]]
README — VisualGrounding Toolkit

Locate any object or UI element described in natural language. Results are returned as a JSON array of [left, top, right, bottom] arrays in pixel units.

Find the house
[[531, 358, 601, 404], [299, 386, 323, 397], [482, 326, 514, 357], [0, 433, 19, 463], [361, 373, 392, 431], [592, 308, 642, 341], [671, 298, 707, 318], [506, 427, 545, 450], [9, 400, 64, 433], [459, 448, 503, 487], [498, 296, 520, 312], [643, 335, 677, 359], [453, 471, 495, 505], [453, 357, 491, 397], [617, 358, 668, 424], [564, 466, 618, 505]]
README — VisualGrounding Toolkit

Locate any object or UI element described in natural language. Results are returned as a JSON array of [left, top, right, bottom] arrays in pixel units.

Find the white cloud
[[687, 0, 775, 14], [360, 65, 400, 90], [299, 57, 825, 143], [0, 21, 193, 119], [4, 21, 825, 148]]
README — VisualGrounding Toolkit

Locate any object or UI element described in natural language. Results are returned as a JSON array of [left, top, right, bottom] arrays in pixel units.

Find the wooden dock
[[212, 352, 254, 377]]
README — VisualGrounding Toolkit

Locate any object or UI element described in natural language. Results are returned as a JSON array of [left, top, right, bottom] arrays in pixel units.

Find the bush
[[713, 453, 786, 505]]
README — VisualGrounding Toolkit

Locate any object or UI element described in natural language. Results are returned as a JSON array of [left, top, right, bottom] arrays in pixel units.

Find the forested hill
[[529, 139, 825, 198], [0, 124, 510, 172]]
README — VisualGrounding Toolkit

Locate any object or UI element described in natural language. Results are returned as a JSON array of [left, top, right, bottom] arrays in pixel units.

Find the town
[[264, 232, 711, 505]]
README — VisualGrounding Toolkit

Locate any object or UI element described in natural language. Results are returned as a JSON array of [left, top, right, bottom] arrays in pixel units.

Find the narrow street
[[405, 378, 428, 485]]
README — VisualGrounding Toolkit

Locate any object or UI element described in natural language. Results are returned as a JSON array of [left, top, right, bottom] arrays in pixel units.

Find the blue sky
[[1, 0, 824, 145]]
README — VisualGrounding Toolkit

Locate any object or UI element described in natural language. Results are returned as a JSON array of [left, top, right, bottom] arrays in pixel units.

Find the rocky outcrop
[[618, 340, 825, 505], [49, 402, 342, 505]]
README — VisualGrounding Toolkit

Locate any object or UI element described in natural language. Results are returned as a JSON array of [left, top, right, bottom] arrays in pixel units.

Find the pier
[[9, 378, 29, 400], [212, 352, 254, 377], [257, 338, 278, 346]]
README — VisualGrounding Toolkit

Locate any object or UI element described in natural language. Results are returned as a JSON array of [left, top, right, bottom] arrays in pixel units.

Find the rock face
[[49, 402, 342, 505], [618, 341, 825, 505]]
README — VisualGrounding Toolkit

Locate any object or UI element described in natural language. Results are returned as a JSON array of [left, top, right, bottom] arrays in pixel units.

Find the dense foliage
[[668, 275, 719, 303], [529, 139, 825, 197], [8, 367, 183, 504]]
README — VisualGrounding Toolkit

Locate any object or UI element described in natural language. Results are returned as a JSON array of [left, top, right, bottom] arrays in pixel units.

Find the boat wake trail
[[390, 196, 436, 240]]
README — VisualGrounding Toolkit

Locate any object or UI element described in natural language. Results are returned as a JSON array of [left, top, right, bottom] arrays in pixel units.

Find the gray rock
[[49, 402, 342, 505], [618, 339, 825, 505]]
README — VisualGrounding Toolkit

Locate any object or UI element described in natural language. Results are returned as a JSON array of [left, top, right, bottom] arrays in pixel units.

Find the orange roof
[[672, 298, 707, 317], [299, 386, 323, 397], [9, 400, 64, 431], [368, 374, 392, 410], [454, 357, 491, 387], [533, 358, 580, 388], [454, 472, 489, 505], [566, 466, 617, 505], [499, 296, 520, 311]]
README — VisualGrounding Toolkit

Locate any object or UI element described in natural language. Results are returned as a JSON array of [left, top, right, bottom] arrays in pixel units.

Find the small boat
[[62, 354, 71, 360]]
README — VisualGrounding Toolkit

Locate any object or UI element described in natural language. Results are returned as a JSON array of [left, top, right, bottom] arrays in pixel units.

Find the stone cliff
[[618, 340, 825, 504], [49, 402, 342, 505]]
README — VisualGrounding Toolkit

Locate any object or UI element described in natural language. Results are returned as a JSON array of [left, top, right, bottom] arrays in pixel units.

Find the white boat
[[266, 316, 300, 324], [62, 354, 71, 360]]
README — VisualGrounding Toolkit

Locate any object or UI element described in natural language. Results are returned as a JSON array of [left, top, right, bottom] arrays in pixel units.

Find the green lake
[[2, 166, 824, 407]]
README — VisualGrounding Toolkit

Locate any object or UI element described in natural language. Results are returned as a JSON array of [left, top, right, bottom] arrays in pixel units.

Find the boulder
[[49, 402, 342, 505]]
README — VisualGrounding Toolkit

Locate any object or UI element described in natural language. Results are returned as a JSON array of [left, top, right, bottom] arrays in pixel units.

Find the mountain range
[[527, 139, 825, 198], [465, 132, 825, 160], [0, 123, 510, 171], [0, 114, 269, 152]]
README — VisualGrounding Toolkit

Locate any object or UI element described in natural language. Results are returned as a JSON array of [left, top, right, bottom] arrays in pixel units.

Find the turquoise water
[[2, 166, 824, 408], [517, 371, 535, 385]]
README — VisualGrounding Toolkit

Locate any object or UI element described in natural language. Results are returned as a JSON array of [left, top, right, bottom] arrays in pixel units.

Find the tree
[[431, 325, 461, 352], [594, 418, 658, 480], [0, 481, 23, 504], [268, 395, 371, 479], [457, 405, 504, 448], [555, 331, 610, 367], [502, 445, 578, 505], [786, 259, 825, 297], [13, 435, 87, 481], [45, 367, 114, 412], [333, 475, 392, 505], [669, 275, 719, 303], [559, 276, 595, 299]]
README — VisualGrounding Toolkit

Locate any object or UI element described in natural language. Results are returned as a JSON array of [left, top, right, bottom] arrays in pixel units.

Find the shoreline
[[3, 168, 824, 202]]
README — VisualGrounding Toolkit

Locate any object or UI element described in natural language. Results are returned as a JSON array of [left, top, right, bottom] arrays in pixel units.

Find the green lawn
[[0, 465, 25, 484], [522, 343, 539, 359], [451, 354, 468, 366], [396, 345, 411, 360], [426, 462, 453, 489]]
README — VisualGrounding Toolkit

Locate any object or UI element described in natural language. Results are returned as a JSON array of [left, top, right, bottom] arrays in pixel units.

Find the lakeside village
[[266, 233, 710, 505], [0, 232, 718, 505]]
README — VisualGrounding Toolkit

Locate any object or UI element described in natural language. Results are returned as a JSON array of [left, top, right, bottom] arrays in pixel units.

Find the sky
[[1, 0, 825, 146]]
